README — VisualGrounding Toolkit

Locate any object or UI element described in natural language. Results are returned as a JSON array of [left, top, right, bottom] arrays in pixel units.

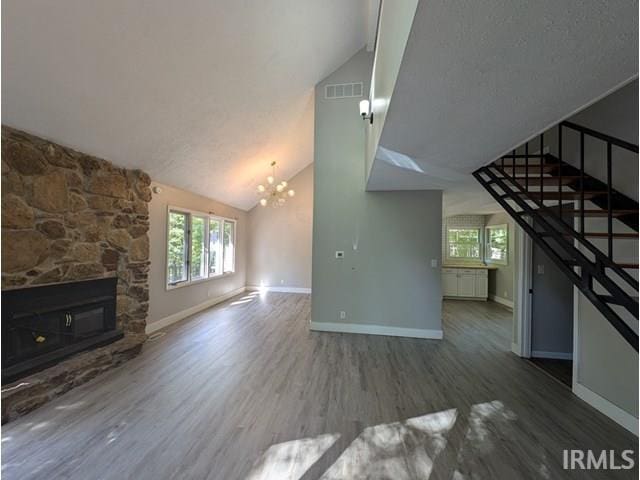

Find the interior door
[[530, 217, 574, 357]]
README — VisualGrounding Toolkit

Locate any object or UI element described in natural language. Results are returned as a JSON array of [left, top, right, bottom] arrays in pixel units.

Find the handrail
[[561, 121, 639, 153], [474, 118, 639, 351]]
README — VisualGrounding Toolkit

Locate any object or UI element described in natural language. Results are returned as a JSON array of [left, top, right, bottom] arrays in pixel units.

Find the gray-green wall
[[312, 49, 443, 336]]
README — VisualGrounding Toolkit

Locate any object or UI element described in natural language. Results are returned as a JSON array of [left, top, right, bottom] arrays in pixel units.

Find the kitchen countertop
[[442, 264, 499, 270]]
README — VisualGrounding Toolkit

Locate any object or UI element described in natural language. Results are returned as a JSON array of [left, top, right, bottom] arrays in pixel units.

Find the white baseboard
[[573, 382, 638, 436], [146, 286, 246, 334], [531, 350, 573, 360], [443, 296, 487, 301], [489, 294, 514, 309], [511, 342, 522, 356], [246, 285, 311, 294], [310, 321, 443, 340]]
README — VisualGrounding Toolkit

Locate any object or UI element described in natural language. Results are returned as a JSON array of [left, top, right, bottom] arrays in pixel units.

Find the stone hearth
[[1, 126, 151, 422]]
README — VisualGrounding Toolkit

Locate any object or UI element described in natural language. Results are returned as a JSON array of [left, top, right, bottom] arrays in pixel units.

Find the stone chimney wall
[[1, 126, 151, 335]]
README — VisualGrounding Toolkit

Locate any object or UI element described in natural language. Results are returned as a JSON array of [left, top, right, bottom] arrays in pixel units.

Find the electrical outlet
[[431, 259, 438, 268], [503, 291, 508, 298], [339, 311, 346, 319], [280, 279, 285, 285], [537, 264, 545, 275]]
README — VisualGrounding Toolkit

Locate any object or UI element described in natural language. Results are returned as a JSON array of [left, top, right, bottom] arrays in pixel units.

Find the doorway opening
[[527, 215, 574, 387]]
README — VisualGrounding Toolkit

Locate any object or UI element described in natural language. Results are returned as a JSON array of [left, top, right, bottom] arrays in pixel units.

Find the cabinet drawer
[[442, 268, 457, 274], [459, 269, 478, 275]]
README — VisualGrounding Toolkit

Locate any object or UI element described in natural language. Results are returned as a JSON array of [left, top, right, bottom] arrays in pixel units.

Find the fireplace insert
[[2, 277, 123, 384]]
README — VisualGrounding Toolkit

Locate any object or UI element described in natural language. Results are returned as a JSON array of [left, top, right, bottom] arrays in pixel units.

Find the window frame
[[222, 219, 236, 274], [189, 214, 209, 281], [166, 205, 237, 291], [485, 223, 509, 266], [166, 210, 189, 286], [208, 217, 223, 277], [446, 227, 482, 261]]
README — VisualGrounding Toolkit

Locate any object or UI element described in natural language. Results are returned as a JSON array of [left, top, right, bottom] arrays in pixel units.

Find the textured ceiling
[[367, 0, 638, 214], [2, 1, 369, 210]]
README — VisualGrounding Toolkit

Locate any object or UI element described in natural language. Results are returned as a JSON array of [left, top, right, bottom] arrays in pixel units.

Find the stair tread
[[474, 133, 640, 351], [494, 165, 556, 170], [544, 208, 639, 216], [513, 176, 581, 184], [516, 208, 639, 217], [540, 231, 637, 239], [522, 191, 606, 200]]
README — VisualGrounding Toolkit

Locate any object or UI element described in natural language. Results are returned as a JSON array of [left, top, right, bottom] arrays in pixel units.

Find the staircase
[[473, 121, 639, 351]]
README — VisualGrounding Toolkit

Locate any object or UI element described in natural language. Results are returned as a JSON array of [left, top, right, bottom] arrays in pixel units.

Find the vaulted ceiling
[[2, 1, 370, 210]]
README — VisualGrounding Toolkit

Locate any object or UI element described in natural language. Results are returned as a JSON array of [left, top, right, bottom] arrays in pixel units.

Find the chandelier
[[257, 161, 295, 207]]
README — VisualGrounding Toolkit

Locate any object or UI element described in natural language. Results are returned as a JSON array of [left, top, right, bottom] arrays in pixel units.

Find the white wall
[[246, 164, 313, 290], [312, 49, 443, 338], [148, 182, 247, 328], [485, 212, 516, 304], [564, 80, 638, 201], [365, 0, 419, 176]]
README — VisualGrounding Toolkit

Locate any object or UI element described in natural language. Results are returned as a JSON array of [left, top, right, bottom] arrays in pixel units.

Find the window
[[209, 218, 222, 276], [190, 215, 207, 280], [223, 220, 235, 273], [166, 207, 236, 288], [167, 211, 188, 285], [447, 228, 481, 260], [485, 224, 508, 265]]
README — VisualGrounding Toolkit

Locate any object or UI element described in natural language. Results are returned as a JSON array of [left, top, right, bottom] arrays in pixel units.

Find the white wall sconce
[[359, 99, 373, 124]]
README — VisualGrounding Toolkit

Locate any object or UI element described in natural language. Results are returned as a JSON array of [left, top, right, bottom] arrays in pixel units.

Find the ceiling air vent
[[325, 82, 363, 99]]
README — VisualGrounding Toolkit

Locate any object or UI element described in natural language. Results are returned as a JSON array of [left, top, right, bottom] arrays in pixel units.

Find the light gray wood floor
[[2, 293, 637, 479]]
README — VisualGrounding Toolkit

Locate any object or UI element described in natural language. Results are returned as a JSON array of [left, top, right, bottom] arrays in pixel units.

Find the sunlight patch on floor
[[453, 400, 521, 479], [230, 298, 255, 306], [321, 408, 458, 479], [247, 408, 459, 480], [247, 433, 340, 480]]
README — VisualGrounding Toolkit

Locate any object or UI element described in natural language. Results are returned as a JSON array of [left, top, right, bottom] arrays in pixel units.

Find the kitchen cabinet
[[442, 267, 489, 300]]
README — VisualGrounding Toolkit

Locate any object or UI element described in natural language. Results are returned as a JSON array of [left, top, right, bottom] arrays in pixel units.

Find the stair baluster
[[473, 121, 639, 351]]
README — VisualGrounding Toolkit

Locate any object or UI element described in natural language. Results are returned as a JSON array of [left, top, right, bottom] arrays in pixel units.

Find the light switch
[[335, 251, 344, 259], [431, 259, 438, 268], [537, 264, 544, 274]]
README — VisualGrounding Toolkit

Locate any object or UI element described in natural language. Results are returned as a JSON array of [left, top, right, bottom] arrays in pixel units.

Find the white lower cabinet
[[457, 273, 476, 296], [442, 268, 489, 300], [442, 271, 459, 296], [475, 273, 488, 298]]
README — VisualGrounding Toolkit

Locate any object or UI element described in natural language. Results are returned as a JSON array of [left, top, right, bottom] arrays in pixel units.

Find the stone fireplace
[[2, 278, 121, 384], [1, 126, 151, 423]]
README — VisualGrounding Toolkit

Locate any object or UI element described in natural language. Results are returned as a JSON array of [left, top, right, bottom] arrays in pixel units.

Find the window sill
[[166, 271, 236, 291]]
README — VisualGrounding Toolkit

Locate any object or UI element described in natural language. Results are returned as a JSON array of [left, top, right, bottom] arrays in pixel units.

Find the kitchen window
[[485, 224, 508, 265], [447, 228, 481, 260]]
